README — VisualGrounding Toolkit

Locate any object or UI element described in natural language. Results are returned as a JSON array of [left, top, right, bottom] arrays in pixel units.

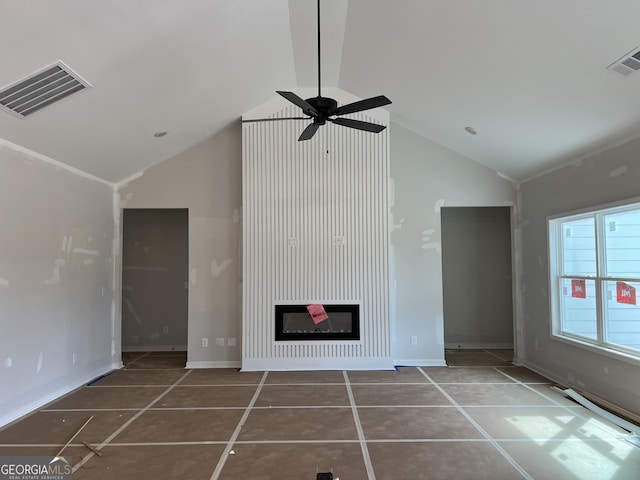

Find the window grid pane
[[561, 217, 596, 276], [602, 210, 640, 278], [603, 280, 640, 352], [559, 278, 597, 340], [550, 202, 640, 362]]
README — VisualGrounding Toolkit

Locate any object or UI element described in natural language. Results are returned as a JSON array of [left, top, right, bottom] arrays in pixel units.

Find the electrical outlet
[[228, 337, 237, 347], [201, 337, 208, 348], [216, 337, 225, 347], [411, 336, 418, 346], [163, 326, 169, 334]]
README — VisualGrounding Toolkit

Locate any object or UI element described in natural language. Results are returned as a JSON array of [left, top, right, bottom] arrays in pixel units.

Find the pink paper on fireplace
[[306, 304, 329, 324]]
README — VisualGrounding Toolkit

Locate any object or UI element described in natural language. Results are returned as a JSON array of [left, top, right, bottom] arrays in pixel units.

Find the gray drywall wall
[[441, 207, 513, 347], [389, 123, 517, 365], [520, 139, 640, 415], [122, 209, 188, 351], [117, 123, 242, 367], [0, 144, 116, 426], [117, 120, 517, 369]]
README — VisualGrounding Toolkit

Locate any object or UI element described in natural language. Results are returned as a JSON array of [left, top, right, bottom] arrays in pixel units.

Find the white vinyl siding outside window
[[548, 201, 640, 364]]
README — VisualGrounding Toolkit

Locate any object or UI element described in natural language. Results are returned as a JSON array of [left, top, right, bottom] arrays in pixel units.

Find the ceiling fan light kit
[[246, 0, 391, 141]]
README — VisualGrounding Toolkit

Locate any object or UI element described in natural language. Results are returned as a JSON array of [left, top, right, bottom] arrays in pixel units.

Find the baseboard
[[444, 343, 514, 350], [0, 362, 120, 428], [520, 360, 567, 387], [241, 357, 395, 371], [122, 345, 187, 352], [186, 361, 242, 369], [394, 358, 447, 367], [521, 359, 640, 426]]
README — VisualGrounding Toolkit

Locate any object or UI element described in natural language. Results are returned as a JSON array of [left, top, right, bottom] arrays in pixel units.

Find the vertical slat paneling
[[242, 100, 391, 368]]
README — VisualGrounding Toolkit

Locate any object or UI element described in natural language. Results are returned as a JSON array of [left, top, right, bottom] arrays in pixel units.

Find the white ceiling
[[3, 0, 640, 184]]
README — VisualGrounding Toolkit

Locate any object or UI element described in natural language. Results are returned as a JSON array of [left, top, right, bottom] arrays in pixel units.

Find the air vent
[[607, 47, 640, 77], [0, 61, 90, 118]]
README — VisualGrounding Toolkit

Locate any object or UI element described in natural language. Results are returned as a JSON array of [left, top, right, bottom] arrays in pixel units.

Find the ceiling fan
[[244, 0, 391, 141]]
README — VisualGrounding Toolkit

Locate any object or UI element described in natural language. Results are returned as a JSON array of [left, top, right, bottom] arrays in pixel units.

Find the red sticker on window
[[616, 282, 636, 305], [306, 304, 329, 324], [571, 279, 586, 298]]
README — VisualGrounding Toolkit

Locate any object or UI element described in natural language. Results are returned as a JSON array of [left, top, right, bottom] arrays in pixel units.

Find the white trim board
[[186, 361, 242, 369], [444, 343, 514, 350], [122, 345, 187, 352], [242, 356, 394, 371], [394, 358, 447, 367]]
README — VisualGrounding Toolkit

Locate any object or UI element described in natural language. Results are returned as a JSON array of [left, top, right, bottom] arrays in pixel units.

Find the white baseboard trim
[[186, 361, 242, 369], [241, 357, 395, 371], [394, 358, 447, 367], [0, 362, 119, 428], [520, 360, 567, 387], [444, 343, 514, 350], [122, 345, 187, 352]]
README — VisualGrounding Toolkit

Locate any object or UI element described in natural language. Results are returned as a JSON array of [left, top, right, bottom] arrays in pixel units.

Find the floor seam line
[[343, 370, 376, 480], [123, 351, 152, 368], [208, 371, 269, 480], [418, 367, 533, 480], [71, 368, 194, 473]]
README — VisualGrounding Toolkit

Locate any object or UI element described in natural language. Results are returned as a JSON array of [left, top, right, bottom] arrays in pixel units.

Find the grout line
[[71, 369, 193, 474], [40, 403, 579, 413], [87, 385, 174, 388], [208, 371, 269, 480], [118, 365, 186, 372], [0, 436, 620, 449], [418, 367, 533, 480], [123, 352, 151, 367], [483, 349, 513, 362], [41, 408, 141, 412], [88, 384, 264, 388], [343, 370, 377, 480]]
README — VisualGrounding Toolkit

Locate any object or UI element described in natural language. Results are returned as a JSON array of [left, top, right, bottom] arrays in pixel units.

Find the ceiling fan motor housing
[[305, 96, 338, 123]]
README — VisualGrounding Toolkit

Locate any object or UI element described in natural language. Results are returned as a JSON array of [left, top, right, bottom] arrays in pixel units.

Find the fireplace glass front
[[275, 304, 360, 341]]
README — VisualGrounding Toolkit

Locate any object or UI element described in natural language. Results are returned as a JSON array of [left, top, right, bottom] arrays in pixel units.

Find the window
[[548, 201, 640, 363]]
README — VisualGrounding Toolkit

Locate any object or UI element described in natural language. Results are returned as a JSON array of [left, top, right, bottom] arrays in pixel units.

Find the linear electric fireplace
[[275, 304, 360, 341]]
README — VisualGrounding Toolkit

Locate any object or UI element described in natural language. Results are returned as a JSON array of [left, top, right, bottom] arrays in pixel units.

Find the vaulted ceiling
[[2, 0, 640, 184]]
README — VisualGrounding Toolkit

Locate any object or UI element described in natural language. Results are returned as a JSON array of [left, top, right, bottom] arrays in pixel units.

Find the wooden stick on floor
[[82, 441, 103, 457], [55, 415, 94, 457]]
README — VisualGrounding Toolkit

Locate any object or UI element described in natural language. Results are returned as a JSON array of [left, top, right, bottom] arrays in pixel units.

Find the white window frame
[[548, 197, 640, 366]]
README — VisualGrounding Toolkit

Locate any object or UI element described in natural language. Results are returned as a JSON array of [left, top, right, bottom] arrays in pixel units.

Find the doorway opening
[[441, 206, 514, 351], [121, 208, 188, 367]]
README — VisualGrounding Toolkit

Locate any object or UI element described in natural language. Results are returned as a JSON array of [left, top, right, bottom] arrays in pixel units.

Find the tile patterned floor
[[0, 349, 639, 479]]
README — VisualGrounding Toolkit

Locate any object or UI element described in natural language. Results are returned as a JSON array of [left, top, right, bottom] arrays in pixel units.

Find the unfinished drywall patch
[[609, 165, 628, 177], [44, 259, 65, 285], [0, 278, 9, 288], [3, 357, 12, 369], [421, 228, 440, 252], [390, 123, 517, 366], [211, 259, 232, 277], [36, 351, 43, 374]]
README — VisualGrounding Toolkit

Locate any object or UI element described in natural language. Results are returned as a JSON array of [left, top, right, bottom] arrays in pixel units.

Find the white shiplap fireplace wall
[[242, 89, 392, 370]]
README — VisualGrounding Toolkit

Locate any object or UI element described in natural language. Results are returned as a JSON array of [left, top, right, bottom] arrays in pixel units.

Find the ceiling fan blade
[[331, 117, 386, 133], [242, 117, 310, 123], [277, 91, 318, 116], [298, 123, 321, 141], [331, 95, 391, 116]]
